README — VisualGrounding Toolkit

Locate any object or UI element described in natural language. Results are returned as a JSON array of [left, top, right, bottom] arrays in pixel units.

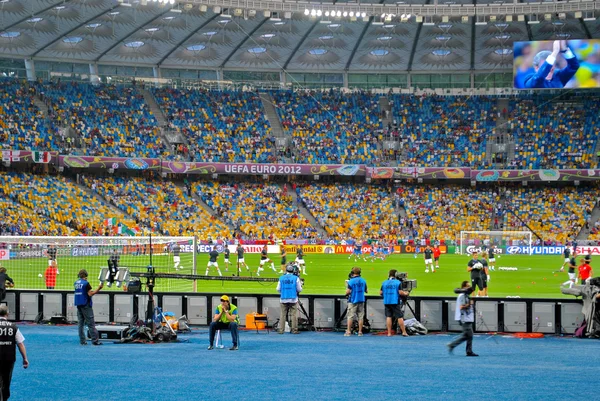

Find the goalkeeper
[[467, 251, 485, 297]]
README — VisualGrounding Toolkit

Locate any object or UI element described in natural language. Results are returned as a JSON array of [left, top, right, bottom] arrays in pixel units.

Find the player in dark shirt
[[172, 243, 182, 270], [257, 245, 276, 277], [205, 247, 222, 277], [560, 247, 571, 272], [295, 246, 306, 275], [467, 251, 485, 297], [107, 249, 120, 287], [424, 246, 434, 273], [480, 253, 490, 296], [223, 247, 231, 272], [488, 248, 496, 271], [561, 253, 577, 288], [236, 245, 249, 273]]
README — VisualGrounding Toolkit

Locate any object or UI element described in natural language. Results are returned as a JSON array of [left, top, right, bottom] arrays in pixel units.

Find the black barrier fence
[[0, 290, 585, 335]]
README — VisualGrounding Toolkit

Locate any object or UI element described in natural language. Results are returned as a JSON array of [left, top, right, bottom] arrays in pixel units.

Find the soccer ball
[[38, 273, 43, 278], [473, 262, 483, 270]]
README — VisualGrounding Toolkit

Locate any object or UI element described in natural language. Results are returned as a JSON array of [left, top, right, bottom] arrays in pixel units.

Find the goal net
[[459, 231, 533, 255], [0, 236, 197, 292]]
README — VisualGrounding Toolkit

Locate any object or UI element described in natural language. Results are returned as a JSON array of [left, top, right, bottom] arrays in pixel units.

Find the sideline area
[[11, 325, 600, 400]]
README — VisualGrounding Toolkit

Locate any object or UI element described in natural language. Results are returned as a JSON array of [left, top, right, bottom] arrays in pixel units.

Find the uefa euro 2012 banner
[[57, 156, 367, 177]]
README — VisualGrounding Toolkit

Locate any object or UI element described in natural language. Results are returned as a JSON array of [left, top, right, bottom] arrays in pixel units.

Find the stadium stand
[[508, 95, 600, 169], [388, 95, 497, 168], [270, 90, 384, 165], [0, 195, 76, 236], [83, 176, 230, 239], [504, 187, 600, 245], [37, 81, 167, 158], [152, 88, 277, 163], [0, 172, 132, 235], [399, 185, 495, 242], [297, 183, 397, 240], [0, 80, 62, 151], [194, 181, 316, 240]]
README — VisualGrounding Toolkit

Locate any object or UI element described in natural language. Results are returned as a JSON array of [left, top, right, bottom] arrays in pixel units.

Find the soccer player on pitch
[[47, 243, 59, 277], [236, 244, 249, 273], [257, 245, 276, 277], [560, 246, 571, 272], [424, 245, 434, 273], [206, 246, 222, 277], [295, 245, 307, 275], [561, 252, 577, 288], [172, 243, 182, 270], [487, 246, 496, 271], [223, 246, 231, 272], [280, 244, 287, 273], [433, 244, 441, 270]]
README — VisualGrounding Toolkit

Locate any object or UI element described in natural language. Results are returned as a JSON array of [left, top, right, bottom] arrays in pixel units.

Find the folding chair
[[253, 314, 269, 334]]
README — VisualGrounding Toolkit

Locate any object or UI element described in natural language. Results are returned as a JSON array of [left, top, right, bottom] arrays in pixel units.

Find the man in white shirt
[[447, 281, 478, 357]]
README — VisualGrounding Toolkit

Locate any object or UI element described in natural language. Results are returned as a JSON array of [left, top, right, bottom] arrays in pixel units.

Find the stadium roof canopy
[[0, 0, 598, 73]]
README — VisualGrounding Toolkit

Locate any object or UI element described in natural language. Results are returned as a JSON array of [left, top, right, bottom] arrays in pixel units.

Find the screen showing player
[[513, 39, 600, 89]]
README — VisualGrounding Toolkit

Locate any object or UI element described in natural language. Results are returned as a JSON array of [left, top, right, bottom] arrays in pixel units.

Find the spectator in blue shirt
[[345, 267, 368, 336]]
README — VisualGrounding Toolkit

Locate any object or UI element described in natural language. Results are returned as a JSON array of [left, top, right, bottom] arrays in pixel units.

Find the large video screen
[[513, 39, 600, 89]]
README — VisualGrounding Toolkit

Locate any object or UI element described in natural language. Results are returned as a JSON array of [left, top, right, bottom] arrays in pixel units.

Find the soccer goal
[[0, 236, 197, 292], [459, 231, 533, 255]]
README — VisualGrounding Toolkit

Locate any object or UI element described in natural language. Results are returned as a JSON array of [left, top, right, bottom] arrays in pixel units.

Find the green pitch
[[4, 253, 577, 298]]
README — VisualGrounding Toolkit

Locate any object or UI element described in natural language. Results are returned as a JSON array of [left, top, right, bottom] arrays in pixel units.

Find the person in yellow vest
[[207, 295, 239, 351]]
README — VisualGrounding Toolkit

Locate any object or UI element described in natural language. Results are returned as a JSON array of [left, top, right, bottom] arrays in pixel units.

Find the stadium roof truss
[[0, 0, 598, 73]]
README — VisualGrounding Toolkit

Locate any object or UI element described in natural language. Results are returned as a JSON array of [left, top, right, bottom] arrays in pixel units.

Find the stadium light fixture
[[199, 5, 207, 12], [169, 8, 182, 13], [506, 15, 513, 22], [213, 6, 221, 13], [442, 15, 449, 22], [527, 15, 539, 24], [284, 11, 292, 19], [415, 15, 423, 23], [120, 2, 132, 7], [517, 15, 525, 22], [574, 11, 582, 18], [304, 9, 309, 16], [461, 16, 469, 23]]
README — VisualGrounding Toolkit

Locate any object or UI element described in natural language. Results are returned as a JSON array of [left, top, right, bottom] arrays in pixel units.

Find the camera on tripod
[[395, 271, 417, 292]]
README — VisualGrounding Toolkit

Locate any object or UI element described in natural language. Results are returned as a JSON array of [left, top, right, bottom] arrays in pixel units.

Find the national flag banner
[[103, 217, 117, 227], [123, 226, 136, 236], [2, 150, 20, 162], [32, 151, 51, 163]]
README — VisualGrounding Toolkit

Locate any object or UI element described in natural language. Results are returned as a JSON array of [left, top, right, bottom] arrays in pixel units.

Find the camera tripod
[[274, 299, 315, 332]]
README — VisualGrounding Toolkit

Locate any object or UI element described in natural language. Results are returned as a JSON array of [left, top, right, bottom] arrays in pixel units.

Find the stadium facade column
[[89, 63, 100, 84], [280, 70, 286, 86], [24, 59, 35, 81], [153, 66, 161, 79], [343, 71, 348, 89], [216, 68, 223, 90]]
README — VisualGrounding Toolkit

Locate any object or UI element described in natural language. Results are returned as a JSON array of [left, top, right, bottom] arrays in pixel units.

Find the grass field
[[3, 252, 580, 298]]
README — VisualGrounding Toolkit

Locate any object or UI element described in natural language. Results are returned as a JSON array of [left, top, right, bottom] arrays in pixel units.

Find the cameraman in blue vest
[[277, 263, 303, 334], [74, 269, 103, 346], [380, 269, 409, 337], [0, 305, 28, 401], [345, 267, 368, 336]]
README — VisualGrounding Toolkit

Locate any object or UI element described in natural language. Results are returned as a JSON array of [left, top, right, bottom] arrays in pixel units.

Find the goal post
[[0, 236, 197, 292], [459, 231, 533, 255]]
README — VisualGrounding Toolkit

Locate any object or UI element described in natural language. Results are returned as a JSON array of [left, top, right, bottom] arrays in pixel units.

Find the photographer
[[380, 269, 409, 337], [277, 263, 303, 334], [447, 281, 478, 357], [0, 266, 15, 302], [345, 267, 367, 337]]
